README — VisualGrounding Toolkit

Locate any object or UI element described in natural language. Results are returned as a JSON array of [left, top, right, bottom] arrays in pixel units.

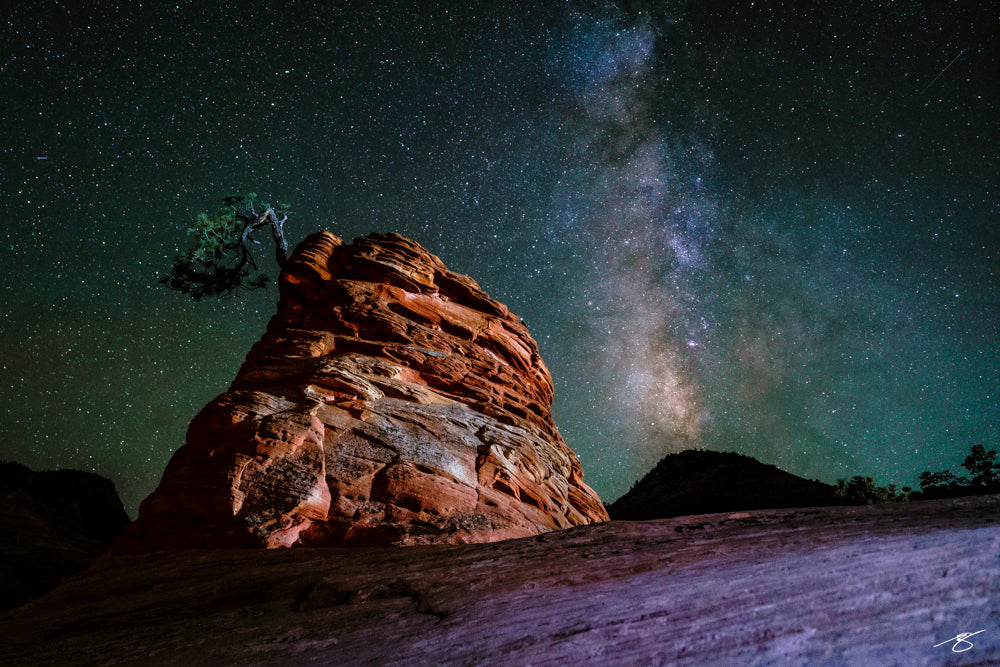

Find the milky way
[[554, 10, 722, 471], [539, 2, 998, 490], [2, 2, 996, 512]]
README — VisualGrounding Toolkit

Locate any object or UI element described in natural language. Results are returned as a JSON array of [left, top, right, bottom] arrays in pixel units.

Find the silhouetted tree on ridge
[[917, 444, 1000, 499]]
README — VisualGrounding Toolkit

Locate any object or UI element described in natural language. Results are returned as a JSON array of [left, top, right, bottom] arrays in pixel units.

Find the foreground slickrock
[[118, 232, 607, 551], [2, 496, 997, 665]]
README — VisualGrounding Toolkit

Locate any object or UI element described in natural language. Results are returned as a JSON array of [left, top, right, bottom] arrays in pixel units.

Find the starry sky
[[2, 1, 997, 515]]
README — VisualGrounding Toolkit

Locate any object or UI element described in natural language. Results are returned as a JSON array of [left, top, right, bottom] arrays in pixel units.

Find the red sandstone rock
[[120, 232, 607, 550]]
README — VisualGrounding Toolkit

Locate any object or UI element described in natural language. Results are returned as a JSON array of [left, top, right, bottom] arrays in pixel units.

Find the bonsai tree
[[161, 193, 291, 300]]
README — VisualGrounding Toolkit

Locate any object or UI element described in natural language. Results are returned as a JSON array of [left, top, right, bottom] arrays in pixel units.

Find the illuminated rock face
[[122, 232, 607, 550]]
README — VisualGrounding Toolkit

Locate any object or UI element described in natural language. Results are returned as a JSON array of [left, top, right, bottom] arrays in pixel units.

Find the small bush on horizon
[[834, 476, 910, 505]]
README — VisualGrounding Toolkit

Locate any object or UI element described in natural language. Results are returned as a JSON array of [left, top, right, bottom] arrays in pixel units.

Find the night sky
[[2, 1, 997, 515]]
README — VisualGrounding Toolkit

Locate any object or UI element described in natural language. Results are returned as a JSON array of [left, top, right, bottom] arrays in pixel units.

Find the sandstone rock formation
[[120, 232, 607, 550]]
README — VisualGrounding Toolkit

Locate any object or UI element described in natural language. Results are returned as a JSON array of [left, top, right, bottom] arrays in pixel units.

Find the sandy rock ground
[[1, 495, 997, 666]]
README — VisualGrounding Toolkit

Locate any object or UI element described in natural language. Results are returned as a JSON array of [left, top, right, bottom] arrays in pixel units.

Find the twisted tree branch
[[161, 194, 292, 300]]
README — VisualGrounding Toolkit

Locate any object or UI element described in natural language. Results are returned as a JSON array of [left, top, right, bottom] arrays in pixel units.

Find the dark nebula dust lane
[[1, 1, 996, 512]]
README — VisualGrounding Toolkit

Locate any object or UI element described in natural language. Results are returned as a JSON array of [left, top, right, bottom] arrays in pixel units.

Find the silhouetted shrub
[[834, 476, 908, 505], [916, 444, 999, 499], [962, 445, 1000, 493]]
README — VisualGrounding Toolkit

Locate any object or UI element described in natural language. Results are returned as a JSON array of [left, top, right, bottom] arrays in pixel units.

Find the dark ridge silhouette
[[0, 462, 130, 611], [608, 450, 837, 520]]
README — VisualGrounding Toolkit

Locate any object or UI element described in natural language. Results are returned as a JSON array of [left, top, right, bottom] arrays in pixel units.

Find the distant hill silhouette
[[0, 462, 130, 610], [608, 450, 837, 520]]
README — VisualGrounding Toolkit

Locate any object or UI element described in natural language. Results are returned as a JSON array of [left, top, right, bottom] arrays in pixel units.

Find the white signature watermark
[[934, 630, 985, 653]]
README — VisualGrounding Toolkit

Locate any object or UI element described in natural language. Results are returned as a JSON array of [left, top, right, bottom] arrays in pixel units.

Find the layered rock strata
[[122, 232, 607, 550]]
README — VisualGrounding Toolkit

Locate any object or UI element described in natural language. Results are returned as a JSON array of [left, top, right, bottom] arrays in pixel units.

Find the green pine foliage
[[187, 209, 240, 264], [161, 193, 290, 300]]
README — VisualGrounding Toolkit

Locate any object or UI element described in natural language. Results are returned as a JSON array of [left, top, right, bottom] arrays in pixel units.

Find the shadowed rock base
[[0, 463, 130, 611], [3, 495, 997, 665]]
